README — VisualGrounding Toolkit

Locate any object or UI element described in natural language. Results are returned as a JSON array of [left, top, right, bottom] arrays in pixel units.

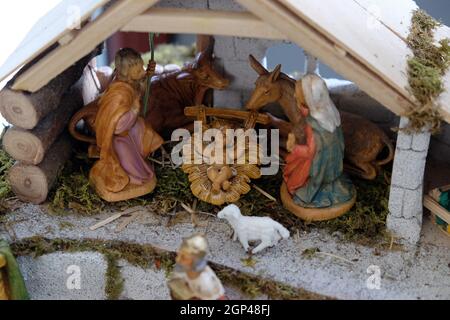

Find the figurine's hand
[[146, 60, 157, 76], [286, 132, 296, 153]]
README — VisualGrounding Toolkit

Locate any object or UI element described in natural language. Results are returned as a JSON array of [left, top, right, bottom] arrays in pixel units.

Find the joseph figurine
[[90, 48, 163, 202]]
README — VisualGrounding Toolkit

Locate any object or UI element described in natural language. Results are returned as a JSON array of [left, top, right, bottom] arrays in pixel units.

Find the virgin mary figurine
[[281, 74, 356, 221]]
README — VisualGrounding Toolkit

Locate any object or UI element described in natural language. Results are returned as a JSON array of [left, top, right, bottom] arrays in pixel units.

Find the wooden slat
[[122, 7, 287, 40], [354, 0, 450, 42], [11, 0, 159, 93], [0, 0, 111, 84], [424, 195, 450, 225], [353, 0, 418, 40]]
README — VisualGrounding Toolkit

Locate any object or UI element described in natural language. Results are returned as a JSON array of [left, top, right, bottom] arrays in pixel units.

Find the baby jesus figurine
[[90, 48, 164, 202]]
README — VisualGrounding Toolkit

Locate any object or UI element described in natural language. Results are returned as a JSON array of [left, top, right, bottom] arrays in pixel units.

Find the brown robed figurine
[[90, 48, 163, 202]]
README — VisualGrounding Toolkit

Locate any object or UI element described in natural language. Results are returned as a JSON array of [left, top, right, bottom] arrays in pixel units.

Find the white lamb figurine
[[217, 204, 290, 254]]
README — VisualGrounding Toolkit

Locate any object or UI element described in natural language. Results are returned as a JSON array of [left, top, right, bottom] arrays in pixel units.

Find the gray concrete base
[[18, 252, 107, 300], [1, 203, 449, 300]]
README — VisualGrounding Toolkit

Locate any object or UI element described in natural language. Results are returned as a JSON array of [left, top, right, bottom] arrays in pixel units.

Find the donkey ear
[[177, 72, 194, 81], [269, 64, 282, 83], [195, 51, 208, 67], [249, 54, 268, 75]]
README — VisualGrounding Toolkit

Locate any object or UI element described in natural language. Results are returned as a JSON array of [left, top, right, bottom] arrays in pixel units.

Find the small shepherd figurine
[[168, 234, 226, 300]]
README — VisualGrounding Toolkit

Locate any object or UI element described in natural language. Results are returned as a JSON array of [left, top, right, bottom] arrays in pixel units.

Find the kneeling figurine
[[281, 74, 356, 221], [89, 48, 163, 202]]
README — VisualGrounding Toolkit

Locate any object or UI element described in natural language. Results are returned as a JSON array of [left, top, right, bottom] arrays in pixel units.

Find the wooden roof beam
[[0, 0, 112, 84], [122, 8, 287, 40], [11, 0, 160, 93]]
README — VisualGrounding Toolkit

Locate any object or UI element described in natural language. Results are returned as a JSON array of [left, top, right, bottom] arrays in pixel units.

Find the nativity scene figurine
[[167, 234, 226, 300], [89, 48, 163, 202], [245, 56, 356, 221], [280, 75, 356, 221]]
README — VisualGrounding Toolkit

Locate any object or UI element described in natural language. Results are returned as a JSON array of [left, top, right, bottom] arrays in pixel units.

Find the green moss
[[50, 170, 105, 216], [405, 9, 450, 134], [302, 247, 321, 259], [212, 263, 330, 300], [0, 146, 14, 201], [58, 221, 75, 230], [104, 252, 124, 300], [0, 131, 15, 216]]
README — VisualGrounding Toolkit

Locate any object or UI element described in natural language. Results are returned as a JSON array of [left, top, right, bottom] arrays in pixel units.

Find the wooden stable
[[0, 0, 449, 212]]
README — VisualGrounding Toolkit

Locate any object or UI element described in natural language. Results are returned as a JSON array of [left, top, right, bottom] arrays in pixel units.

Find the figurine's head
[[115, 48, 146, 83], [246, 55, 283, 111], [176, 234, 208, 271], [217, 204, 242, 221], [300, 74, 341, 133]]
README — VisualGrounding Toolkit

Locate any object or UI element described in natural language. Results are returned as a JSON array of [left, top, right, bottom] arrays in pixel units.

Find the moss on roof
[[405, 9, 450, 134]]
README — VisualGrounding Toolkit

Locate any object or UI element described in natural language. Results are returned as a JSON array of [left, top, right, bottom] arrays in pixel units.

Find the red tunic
[[283, 106, 316, 195]]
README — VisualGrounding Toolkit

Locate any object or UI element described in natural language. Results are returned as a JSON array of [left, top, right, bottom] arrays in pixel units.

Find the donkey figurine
[[246, 55, 394, 180], [69, 40, 230, 144]]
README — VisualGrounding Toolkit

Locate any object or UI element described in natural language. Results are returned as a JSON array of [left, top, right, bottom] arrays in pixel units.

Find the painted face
[[176, 251, 194, 269], [129, 60, 146, 81]]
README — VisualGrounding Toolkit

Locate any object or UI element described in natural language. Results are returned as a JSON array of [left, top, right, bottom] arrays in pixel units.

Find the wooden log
[[0, 45, 102, 130], [2, 82, 83, 165], [7, 134, 72, 204]]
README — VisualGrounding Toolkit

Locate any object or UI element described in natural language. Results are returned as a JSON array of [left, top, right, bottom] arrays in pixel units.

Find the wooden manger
[[182, 106, 269, 206]]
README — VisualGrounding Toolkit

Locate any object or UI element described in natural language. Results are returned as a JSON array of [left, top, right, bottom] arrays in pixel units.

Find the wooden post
[[2, 82, 83, 165], [7, 135, 72, 204], [196, 35, 213, 53], [0, 45, 102, 130]]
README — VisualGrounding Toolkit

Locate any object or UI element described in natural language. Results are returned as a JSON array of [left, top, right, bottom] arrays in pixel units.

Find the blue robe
[[293, 117, 355, 208]]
